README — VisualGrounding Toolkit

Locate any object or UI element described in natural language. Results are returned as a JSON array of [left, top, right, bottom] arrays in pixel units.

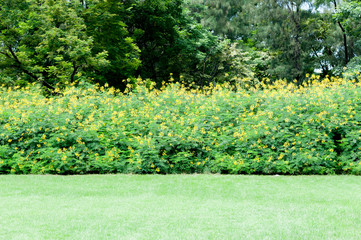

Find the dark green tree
[[183, 0, 272, 84], [124, 0, 185, 84], [250, 0, 313, 81], [184, 0, 253, 40], [81, 0, 141, 88]]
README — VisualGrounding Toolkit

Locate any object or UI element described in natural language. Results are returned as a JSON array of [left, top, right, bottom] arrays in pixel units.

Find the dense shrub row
[[1, 77, 361, 175]]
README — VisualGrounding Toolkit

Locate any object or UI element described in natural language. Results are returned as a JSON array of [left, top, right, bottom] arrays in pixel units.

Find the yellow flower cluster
[[1, 75, 361, 174]]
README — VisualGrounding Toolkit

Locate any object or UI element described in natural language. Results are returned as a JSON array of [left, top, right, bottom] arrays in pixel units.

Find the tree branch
[[333, 0, 349, 65], [7, 46, 39, 81], [0, 51, 11, 58], [7, 45, 56, 90]]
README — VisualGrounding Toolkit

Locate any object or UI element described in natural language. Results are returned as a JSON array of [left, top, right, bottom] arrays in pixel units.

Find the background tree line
[[1, 0, 361, 90]]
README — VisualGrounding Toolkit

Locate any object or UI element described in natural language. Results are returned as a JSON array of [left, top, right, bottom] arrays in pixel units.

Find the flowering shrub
[[1, 76, 361, 174]]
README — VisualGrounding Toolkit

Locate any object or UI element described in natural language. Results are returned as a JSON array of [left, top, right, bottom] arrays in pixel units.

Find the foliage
[[0, 0, 108, 90], [184, 0, 251, 40], [123, 0, 259, 87], [175, 19, 271, 87], [333, 0, 361, 75], [2, 0, 361, 87], [185, 0, 361, 82], [81, 0, 141, 88], [125, 0, 185, 83], [1, 76, 361, 175], [334, 0, 361, 39]]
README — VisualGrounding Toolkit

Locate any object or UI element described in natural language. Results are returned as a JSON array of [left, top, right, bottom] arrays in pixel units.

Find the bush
[[1, 76, 361, 174]]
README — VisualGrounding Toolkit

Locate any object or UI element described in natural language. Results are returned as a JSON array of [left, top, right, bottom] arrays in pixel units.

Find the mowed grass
[[0, 175, 360, 239]]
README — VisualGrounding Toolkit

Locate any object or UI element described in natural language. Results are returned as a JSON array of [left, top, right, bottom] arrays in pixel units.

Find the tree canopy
[[1, 0, 361, 89]]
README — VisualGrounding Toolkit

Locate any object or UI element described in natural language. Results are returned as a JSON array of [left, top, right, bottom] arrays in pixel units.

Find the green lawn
[[1, 175, 360, 239]]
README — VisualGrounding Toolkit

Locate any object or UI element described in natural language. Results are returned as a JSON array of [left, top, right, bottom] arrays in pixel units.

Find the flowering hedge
[[1, 76, 361, 174]]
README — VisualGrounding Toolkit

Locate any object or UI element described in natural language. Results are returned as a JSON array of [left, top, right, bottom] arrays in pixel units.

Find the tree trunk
[[333, 0, 349, 65]]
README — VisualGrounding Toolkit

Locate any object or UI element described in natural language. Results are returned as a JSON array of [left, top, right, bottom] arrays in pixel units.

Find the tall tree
[[315, 0, 351, 65], [125, 0, 186, 83], [334, 1, 361, 57], [0, 0, 108, 90], [333, 0, 361, 75], [81, 0, 141, 88], [250, 0, 345, 81], [184, 0, 253, 40]]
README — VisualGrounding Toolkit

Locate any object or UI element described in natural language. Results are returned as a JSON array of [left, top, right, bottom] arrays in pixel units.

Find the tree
[[249, 0, 311, 81], [0, 0, 108, 90], [333, 0, 361, 75], [175, 21, 226, 86], [311, 0, 361, 75], [334, 1, 361, 58], [184, 0, 254, 40], [124, 0, 186, 84], [183, 0, 272, 85], [81, 0, 141, 88]]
